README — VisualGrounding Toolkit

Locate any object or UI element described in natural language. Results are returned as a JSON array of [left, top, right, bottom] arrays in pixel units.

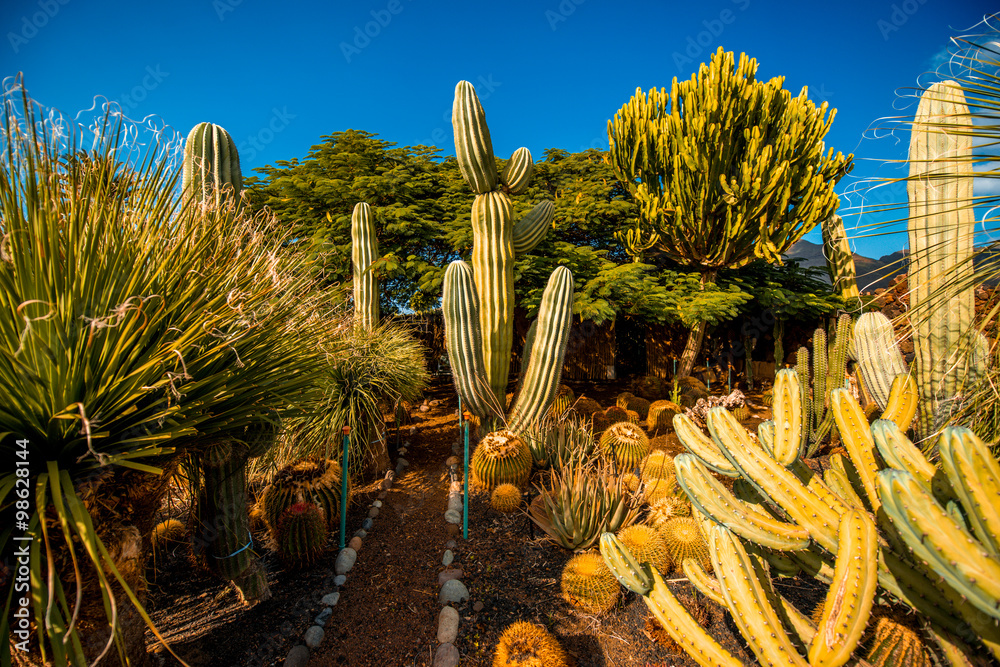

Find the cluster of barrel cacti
[[443, 80, 571, 433]]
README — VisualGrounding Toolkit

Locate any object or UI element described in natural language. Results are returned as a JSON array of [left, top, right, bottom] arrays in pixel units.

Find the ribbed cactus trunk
[[907, 81, 975, 441], [351, 202, 380, 329], [182, 122, 243, 205], [471, 191, 515, 410], [195, 439, 271, 604], [821, 213, 860, 309]]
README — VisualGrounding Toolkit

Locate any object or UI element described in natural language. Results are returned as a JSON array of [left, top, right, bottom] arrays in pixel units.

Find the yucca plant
[[0, 82, 326, 665], [274, 317, 429, 477]]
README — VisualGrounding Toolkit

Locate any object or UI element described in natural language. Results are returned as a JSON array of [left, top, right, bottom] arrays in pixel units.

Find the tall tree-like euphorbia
[[608, 48, 852, 377]]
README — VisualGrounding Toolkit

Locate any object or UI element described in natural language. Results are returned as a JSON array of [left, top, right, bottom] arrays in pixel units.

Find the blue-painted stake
[[463, 421, 470, 540], [673, 358, 677, 377], [728, 366, 732, 394], [706, 358, 711, 391], [339, 426, 351, 549]]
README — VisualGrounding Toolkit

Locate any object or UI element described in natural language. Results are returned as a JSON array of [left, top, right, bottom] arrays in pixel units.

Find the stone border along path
[[282, 448, 411, 667], [434, 433, 471, 667]]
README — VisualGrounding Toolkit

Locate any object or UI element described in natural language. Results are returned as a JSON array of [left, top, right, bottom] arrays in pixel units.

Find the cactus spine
[[351, 202, 380, 329], [907, 81, 976, 440], [182, 122, 242, 205], [444, 81, 562, 431]]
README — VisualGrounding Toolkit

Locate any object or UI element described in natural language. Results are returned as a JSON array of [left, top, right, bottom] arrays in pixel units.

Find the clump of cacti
[[560, 552, 620, 614], [617, 524, 670, 572], [599, 422, 650, 472], [182, 122, 242, 206], [151, 518, 186, 556], [730, 405, 750, 422], [865, 609, 933, 667], [658, 517, 710, 572], [646, 496, 691, 527], [260, 458, 348, 531], [492, 621, 569, 667], [275, 502, 328, 568], [647, 400, 682, 434], [444, 81, 570, 434], [491, 483, 523, 514], [604, 405, 629, 424], [471, 430, 533, 490], [793, 313, 852, 456], [351, 202, 380, 329]]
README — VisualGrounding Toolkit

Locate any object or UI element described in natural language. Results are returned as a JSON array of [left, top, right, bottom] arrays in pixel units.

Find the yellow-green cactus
[[560, 551, 619, 614], [471, 430, 533, 490]]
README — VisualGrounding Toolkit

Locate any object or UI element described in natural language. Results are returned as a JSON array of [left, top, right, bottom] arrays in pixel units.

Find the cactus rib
[[351, 202, 380, 329]]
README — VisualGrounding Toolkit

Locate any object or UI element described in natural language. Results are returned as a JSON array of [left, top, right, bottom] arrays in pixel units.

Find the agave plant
[[528, 456, 641, 551], [0, 81, 326, 665], [520, 412, 595, 470]]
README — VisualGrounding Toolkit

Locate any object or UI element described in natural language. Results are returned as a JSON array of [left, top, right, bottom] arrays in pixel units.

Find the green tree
[[607, 48, 852, 377]]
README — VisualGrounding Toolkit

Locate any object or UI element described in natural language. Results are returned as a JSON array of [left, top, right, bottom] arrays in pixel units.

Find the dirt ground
[[146, 376, 795, 666]]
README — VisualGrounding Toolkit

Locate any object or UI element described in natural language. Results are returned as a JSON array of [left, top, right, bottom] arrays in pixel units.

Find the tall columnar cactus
[[820, 213, 860, 308], [663, 371, 1000, 665], [351, 202, 380, 329], [907, 81, 976, 440], [182, 122, 243, 205], [444, 80, 562, 430]]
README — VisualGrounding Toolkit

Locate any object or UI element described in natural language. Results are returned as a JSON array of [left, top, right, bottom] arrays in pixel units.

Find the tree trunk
[[677, 270, 718, 378]]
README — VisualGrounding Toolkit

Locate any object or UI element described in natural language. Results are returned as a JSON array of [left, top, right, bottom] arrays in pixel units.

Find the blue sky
[[2, 0, 997, 259]]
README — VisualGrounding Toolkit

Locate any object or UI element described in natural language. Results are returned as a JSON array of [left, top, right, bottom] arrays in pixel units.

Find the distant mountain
[[785, 240, 907, 292]]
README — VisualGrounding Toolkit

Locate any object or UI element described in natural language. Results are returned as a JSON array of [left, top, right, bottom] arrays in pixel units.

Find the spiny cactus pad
[[492, 621, 569, 667], [599, 422, 650, 472], [560, 551, 620, 614], [472, 430, 533, 490], [659, 517, 710, 572], [617, 524, 671, 572], [491, 483, 523, 513]]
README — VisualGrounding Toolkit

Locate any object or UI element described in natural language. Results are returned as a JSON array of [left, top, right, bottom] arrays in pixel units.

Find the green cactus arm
[[780, 597, 817, 648], [870, 419, 936, 485], [508, 266, 574, 432], [351, 202, 380, 329], [501, 147, 534, 195], [705, 408, 842, 552], [908, 81, 975, 439], [820, 214, 860, 305], [442, 260, 494, 419], [853, 311, 908, 411], [879, 468, 1000, 622], [511, 200, 555, 254], [807, 509, 878, 667], [880, 373, 918, 432], [813, 327, 828, 433], [772, 369, 803, 465], [682, 557, 728, 606], [790, 546, 836, 584], [708, 524, 810, 667], [452, 80, 497, 194], [675, 454, 811, 551], [938, 427, 1000, 559], [823, 454, 866, 511], [182, 122, 242, 205], [831, 389, 883, 513], [645, 567, 744, 667], [599, 532, 652, 595], [672, 413, 739, 477], [757, 420, 775, 456], [796, 347, 812, 449]]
